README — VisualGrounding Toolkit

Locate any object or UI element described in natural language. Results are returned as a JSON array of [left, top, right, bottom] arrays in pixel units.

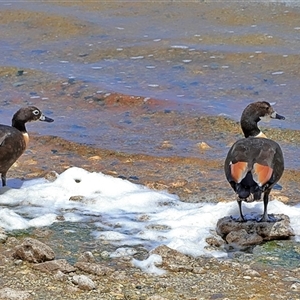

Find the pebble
[[198, 141, 212, 150], [0, 232, 7, 243], [243, 269, 261, 277], [290, 282, 300, 291]]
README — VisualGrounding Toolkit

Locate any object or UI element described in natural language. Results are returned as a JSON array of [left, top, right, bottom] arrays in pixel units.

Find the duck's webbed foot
[[230, 215, 246, 222], [257, 214, 281, 222]]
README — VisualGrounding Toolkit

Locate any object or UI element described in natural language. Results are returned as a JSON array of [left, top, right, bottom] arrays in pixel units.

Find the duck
[[224, 101, 285, 222], [0, 106, 54, 187]]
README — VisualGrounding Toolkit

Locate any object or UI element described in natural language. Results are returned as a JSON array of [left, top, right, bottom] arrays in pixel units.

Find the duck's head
[[242, 101, 285, 123], [12, 106, 54, 125], [240, 101, 285, 138]]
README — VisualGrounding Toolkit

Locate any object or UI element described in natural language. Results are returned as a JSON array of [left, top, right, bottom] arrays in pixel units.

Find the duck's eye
[[33, 110, 40, 116]]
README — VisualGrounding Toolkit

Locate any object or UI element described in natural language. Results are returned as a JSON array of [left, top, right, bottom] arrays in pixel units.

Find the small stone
[[0, 232, 7, 243], [54, 270, 68, 282], [198, 141, 212, 150], [69, 195, 84, 201], [88, 155, 102, 160], [72, 275, 96, 291], [44, 171, 58, 182], [243, 269, 261, 277], [206, 236, 224, 247], [13, 81, 25, 87], [16, 70, 24, 76], [159, 141, 173, 150], [77, 251, 95, 263], [100, 251, 110, 259], [290, 282, 300, 291]]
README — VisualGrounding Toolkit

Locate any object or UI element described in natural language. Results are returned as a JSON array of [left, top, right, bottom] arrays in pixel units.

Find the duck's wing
[[0, 132, 11, 146]]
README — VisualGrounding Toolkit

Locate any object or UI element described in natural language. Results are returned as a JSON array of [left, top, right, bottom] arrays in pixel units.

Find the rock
[[151, 245, 194, 272], [216, 214, 294, 249], [226, 229, 263, 246], [0, 227, 7, 243], [198, 141, 212, 150], [77, 251, 96, 263], [44, 170, 58, 182], [33, 259, 76, 273], [290, 282, 300, 291], [72, 275, 96, 291], [0, 287, 31, 300], [53, 270, 68, 282], [13, 238, 55, 263], [243, 269, 261, 278], [74, 262, 114, 276], [206, 236, 224, 247]]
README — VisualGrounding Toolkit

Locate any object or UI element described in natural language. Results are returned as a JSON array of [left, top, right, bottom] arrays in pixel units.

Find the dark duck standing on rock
[[0, 106, 54, 186], [224, 101, 285, 222]]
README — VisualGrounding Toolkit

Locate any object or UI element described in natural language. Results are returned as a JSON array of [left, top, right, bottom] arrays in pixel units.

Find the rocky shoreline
[[0, 89, 299, 299], [1, 229, 300, 300], [0, 129, 299, 299]]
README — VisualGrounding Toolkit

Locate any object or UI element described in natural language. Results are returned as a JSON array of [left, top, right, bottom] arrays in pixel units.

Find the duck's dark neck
[[12, 120, 27, 133], [240, 118, 261, 138]]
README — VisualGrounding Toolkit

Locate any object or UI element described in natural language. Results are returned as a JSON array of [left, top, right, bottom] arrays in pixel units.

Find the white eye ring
[[33, 109, 40, 116]]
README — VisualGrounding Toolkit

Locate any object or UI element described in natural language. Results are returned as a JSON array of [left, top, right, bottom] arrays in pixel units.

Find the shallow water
[[1, 1, 300, 127], [0, 1, 299, 168]]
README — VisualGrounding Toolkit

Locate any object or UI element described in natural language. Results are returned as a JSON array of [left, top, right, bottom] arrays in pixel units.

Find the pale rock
[[151, 245, 195, 272], [198, 141, 212, 150], [13, 238, 55, 263], [72, 274, 96, 291], [77, 251, 96, 263], [290, 282, 300, 291]]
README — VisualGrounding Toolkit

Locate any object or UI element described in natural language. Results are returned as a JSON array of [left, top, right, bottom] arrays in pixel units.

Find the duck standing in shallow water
[[0, 106, 54, 186], [224, 101, 285, 222]]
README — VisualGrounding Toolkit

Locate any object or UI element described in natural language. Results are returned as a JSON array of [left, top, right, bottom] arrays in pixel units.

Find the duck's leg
[[258, 189, 277, 222], [237, 199, 246, 222], [231, 199, 246, 222], [1, 172, 6, 187]]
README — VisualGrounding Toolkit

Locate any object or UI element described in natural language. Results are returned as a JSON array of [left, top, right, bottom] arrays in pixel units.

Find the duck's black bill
[[274, 113, 285, 120], [40, 115, 54, 122]]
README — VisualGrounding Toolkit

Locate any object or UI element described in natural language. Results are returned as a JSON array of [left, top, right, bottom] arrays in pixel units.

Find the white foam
[[0, 167, 299, 261]]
